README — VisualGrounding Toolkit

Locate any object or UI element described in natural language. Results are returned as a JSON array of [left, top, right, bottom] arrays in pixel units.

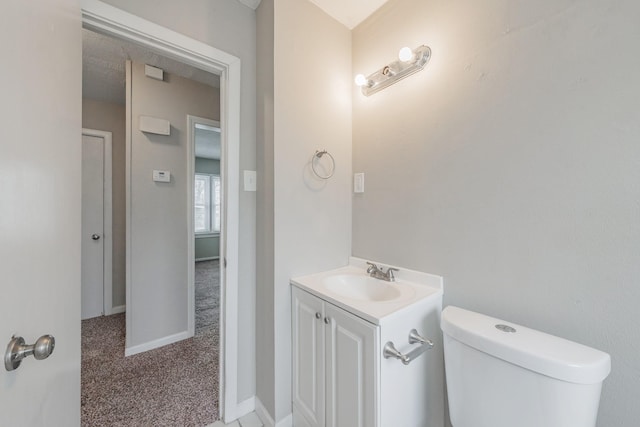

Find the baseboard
[[276, 413, 293, 427], [255, 397, 293, 427], [255, 397, 275, 427], [106, 305, 126, 315], [124, 330, 190, 357], [195, 256, 220, 262], [235, 396, 255, 419]]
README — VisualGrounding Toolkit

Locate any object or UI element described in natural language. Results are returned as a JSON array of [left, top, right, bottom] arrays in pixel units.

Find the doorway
[[82, 2, 243, 423], [81, 128, 113, 320], [189, 116, 223, 337], [81, 31, 224, 425]]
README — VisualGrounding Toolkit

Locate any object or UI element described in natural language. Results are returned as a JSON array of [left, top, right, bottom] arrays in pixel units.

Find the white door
[[0, 0, 81, 425], [82, 134, 105, 319], [292, 287, 325, 427], [325, 303, 379, 427]]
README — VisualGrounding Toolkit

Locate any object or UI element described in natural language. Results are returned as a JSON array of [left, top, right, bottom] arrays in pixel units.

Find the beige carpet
[[81, 261, 220, 426]]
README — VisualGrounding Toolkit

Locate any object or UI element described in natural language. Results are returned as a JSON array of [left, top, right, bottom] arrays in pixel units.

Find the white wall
[[82, 98, 126, 308], [260, 0, 353, 422], [352, 0, 640, 425], [100, 0, 257, 401]]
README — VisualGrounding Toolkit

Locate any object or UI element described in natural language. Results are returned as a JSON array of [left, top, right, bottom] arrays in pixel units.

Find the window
[[195, 173, 221, 234]]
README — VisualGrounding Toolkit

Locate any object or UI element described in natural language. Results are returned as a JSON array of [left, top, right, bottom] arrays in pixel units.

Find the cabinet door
[[292, 287, 325, 427], [325, 303, 379, 427]]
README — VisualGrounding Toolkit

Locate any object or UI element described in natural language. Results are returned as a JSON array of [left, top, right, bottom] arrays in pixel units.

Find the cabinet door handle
[[324, 317, 330, 325], [315, 312, 321, 320]]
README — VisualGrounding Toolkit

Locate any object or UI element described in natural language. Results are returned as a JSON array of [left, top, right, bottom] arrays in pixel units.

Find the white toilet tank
[[441, 306, 611, 427]]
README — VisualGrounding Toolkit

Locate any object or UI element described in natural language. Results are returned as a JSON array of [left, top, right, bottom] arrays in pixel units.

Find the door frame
[[187, 115, 222, 337], [82, 0, 243, 422], [81, 128, 114, 316]]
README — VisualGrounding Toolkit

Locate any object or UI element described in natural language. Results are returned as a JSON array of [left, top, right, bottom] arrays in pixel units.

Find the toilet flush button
[[495, 324, 517, 333]]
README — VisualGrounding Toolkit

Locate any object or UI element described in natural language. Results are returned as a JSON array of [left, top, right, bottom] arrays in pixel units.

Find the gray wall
[[195, 157, 220, 175], [195, 237, 219, 260], [256, 0, 276, 417], [82, 98, 126, 308], [352, 0, 640, 425], [195, 157, 220, 260], [129, 61, 219, 345], [101, 0, 257, 402], [257, 0, 353, 422]]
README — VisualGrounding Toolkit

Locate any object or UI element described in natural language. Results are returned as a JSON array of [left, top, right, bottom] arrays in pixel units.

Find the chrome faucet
[[366, 262, 399, 282]]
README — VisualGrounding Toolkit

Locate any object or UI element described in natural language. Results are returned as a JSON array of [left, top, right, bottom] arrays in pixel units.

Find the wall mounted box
[[139, 115, 171, 135], [144, 64, 164, 81]]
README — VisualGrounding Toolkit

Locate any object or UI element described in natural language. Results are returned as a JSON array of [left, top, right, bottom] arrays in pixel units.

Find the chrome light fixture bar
[[356, 45, 431, 96]]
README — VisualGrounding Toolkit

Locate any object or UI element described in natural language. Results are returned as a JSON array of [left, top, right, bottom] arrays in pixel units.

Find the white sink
[[323, 274, 402, 302], [291, 259, 443, 324]]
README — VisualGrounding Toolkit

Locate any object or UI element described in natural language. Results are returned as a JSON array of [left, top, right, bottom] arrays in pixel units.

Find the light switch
[[153, 170, 171, 182], [244, 170, 257, 192], [354, 173, 365, 193]]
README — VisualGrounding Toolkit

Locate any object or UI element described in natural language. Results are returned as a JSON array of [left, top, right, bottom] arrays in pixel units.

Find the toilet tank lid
[[441, 306, 611, 384]]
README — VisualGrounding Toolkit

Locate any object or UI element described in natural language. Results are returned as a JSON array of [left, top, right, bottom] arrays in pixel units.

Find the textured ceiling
[[82, 29, 220, 105]]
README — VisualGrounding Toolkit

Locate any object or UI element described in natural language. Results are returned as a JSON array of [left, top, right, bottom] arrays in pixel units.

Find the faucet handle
[[385, 267, 399, 281], [366, 261, 378, 273]]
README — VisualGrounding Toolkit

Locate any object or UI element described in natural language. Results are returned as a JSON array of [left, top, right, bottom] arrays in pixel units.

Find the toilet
[[441, 306, 611, 427]]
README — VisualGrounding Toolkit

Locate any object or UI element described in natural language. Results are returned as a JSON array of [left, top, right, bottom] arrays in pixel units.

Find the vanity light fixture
[[355, 45, 431, 96], [398, 46, 414, 62]]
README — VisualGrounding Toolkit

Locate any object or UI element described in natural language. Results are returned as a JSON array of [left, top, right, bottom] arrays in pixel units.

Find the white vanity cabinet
[[291, 258, 445, 427], [292, 286, 379, 427]]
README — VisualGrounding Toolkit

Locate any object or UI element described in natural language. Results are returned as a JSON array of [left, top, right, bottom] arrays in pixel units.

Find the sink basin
[[322, 274, 402, 302], [291, 259, 443, 324]]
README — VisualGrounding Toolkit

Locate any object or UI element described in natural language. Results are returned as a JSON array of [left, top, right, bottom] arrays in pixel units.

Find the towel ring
[[311, 150, 335, 179]]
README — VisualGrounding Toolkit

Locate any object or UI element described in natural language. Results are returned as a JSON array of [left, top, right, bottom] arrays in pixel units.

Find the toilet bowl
[[441, 306, 611, 427]]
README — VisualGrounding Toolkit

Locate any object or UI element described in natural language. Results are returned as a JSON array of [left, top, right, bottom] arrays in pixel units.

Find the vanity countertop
[[291, 257, 443, 325]]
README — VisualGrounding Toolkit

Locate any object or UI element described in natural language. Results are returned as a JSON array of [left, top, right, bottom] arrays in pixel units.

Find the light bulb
[[398, 46, 413, 62], [354, 74, 367, 87]]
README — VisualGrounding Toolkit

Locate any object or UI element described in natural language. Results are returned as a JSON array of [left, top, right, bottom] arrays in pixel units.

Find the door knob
[[91, 234, 101, 240], [4, 335, 55, 372]]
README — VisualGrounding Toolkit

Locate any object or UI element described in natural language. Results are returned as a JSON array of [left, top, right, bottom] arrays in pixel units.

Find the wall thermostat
[[153, 170, 171, 182]]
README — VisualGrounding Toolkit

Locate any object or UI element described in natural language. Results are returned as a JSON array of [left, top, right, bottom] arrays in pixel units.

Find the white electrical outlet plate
[[354, 173, 365, 193], [244, 170, 257, 191]]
